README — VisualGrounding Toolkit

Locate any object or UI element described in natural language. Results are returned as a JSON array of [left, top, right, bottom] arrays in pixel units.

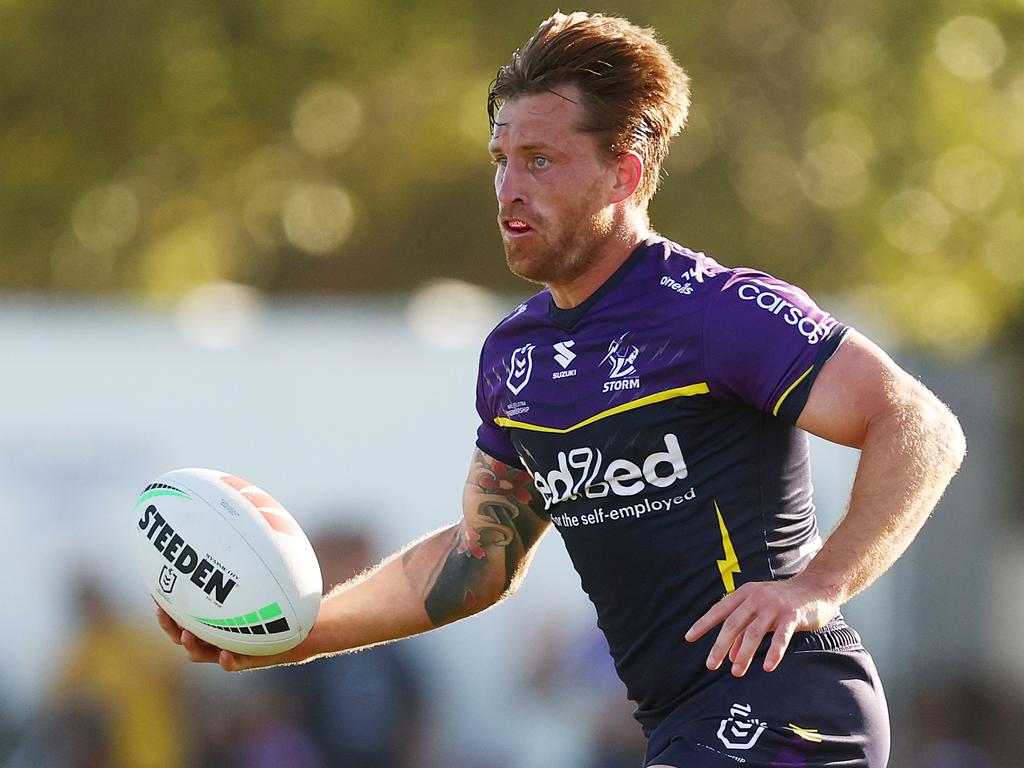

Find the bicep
[[795, 330, 919, 449], [461, 448, 550, 563]]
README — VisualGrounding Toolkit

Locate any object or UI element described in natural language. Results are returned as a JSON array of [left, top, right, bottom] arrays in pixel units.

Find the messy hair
[[488, 11, 691, 205]]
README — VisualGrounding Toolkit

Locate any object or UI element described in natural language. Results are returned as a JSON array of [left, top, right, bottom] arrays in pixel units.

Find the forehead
[[489, 87, 589, 150]]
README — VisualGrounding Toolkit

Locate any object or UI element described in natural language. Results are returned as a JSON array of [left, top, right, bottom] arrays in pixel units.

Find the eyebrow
[[487, 139, 558, 155]]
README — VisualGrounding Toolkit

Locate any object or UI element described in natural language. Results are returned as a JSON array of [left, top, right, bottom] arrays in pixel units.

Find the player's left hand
[[155, 603, 309, 672], [684, 578, 838, 677]]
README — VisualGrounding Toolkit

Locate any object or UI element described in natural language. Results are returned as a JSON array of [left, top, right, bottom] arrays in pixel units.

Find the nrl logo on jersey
[[506, 344, 536, 395], [601, 333, 641, 392]]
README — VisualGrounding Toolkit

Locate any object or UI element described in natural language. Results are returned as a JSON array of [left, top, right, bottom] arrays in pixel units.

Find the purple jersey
[[474, 237, 852, 729]]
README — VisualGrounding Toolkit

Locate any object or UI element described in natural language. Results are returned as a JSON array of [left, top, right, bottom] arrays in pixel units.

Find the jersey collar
[[547, 239, 656, 331]]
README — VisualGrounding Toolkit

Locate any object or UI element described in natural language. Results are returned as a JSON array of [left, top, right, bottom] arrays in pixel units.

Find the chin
[[501, 223, 601, 285], [504, 250, 549, 285]]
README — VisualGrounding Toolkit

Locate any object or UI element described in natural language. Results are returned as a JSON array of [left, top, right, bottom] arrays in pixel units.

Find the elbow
[[920, 395, 967, 476], [941, 407, 967, 472]]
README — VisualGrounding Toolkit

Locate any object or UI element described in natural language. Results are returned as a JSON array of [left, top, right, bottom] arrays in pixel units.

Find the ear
[[609, 151, 644, 204]]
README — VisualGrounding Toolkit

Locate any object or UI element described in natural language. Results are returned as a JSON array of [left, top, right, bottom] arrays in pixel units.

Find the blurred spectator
[[236, 687, 325, 768], [584, 695, 650, 768], [0, 701, 15, 763], [270, 528, 429, 768], [521, 617, 646, 768], [908, 673, 1024, 768], [8, 575, 188, 768], [3, 698, 111, 768]]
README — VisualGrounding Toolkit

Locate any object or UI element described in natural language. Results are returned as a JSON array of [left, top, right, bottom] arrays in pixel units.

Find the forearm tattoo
[[402, 450, 548, 627]]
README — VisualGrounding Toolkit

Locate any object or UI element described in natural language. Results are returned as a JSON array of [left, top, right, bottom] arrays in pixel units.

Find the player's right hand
[[155, 603, 300, 672]]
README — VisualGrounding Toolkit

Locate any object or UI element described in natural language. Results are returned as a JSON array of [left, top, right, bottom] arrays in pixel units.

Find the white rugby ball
[[132, 468, 322, 656]]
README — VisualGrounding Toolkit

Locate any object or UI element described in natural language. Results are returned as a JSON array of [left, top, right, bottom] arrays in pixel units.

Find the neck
[[548, 213, 652, 309]]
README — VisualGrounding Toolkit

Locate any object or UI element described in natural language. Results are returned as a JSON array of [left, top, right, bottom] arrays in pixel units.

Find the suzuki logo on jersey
[[736, 281, 837, 344], [553, 341, 576, 368], [532, 433, 688, 509], [506, 344, 535, 395], [552, 340, 578, 380]]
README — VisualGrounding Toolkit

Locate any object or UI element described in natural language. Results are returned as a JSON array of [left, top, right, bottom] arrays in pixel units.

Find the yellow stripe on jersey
[[772, 365, 814, 417], [494, 382, 710, 433]]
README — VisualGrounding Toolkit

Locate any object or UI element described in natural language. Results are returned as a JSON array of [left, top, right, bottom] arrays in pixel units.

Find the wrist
[[791, 565, 847, 605], [295, 598, 340, 661]]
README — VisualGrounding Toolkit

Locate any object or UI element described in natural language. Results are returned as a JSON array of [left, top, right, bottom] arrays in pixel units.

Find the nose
[[495, 162, 525, 206]]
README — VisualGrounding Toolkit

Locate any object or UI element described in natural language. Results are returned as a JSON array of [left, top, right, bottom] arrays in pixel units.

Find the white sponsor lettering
[[660, 275, 694, 295], [532, 434, 688, 509], [603, 378, 641, 392], [736, 281, 836, 344], [505, 400, 530, 417], [549, 487, 698, 528]]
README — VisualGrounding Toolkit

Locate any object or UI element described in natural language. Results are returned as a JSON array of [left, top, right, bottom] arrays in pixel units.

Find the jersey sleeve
[[702, 270, 850, 423], [474, 347, 525, 468]]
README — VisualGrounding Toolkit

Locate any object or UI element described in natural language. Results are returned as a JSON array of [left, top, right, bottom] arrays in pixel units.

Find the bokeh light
[[804, 112, 876, 164], [933, 145, 1004, 212], [935, 16, 1006, 81], [141, 212, 241, 298], [405, 279, 502, 349], [71, 184, 139, 254], [0, 0, 1020, 356], [879, 189, 952, 256], [799, 143, 869, 210], [291, 82, 362, 159], [282, 183, 355, 256], [175, 281, 262, 349]]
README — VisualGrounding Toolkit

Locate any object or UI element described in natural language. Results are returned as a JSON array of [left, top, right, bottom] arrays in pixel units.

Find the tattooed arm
[[155, 448, 550, 670]]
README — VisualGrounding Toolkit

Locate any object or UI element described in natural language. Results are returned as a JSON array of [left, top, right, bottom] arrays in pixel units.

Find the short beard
[[503, 207, 615, 287]]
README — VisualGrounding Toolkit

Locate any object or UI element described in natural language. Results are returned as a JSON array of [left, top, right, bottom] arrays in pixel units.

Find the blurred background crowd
[[1, 0, 1022, 766]]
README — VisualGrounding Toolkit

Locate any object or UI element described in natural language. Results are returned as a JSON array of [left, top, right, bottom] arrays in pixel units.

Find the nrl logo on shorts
[[717, 702, 767, 750], [506, 344, 536, 395]]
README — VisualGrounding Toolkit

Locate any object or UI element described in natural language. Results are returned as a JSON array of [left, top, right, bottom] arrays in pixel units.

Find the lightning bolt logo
[[715, 501, 741, 593]]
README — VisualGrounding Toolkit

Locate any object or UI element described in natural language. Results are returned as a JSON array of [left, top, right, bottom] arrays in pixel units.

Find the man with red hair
[[160, 13, 965, 767]]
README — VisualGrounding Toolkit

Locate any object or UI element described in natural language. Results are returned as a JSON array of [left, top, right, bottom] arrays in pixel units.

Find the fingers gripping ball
[[132, 468, 322, 656]]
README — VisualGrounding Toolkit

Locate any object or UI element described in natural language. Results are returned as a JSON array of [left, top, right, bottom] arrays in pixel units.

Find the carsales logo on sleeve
[[736, 280, 837, 344]]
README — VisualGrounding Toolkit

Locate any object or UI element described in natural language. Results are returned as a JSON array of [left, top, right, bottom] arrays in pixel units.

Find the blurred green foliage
[[1, 0, 1021, 354]]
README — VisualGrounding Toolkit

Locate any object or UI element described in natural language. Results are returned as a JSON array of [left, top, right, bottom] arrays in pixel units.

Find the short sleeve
[[702, 270, 850, 423], [474, 348, 525, 468]]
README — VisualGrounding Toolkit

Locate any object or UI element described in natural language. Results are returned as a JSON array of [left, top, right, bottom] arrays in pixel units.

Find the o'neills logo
[[138, 505, 237, 604], [533, 433, 688, 509]]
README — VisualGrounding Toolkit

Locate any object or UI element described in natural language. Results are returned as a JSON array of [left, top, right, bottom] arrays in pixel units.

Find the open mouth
[[503, 218, 533, 236]]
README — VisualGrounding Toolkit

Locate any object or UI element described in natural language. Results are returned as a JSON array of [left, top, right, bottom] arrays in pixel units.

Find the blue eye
[[533, 157, 549, 169]]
